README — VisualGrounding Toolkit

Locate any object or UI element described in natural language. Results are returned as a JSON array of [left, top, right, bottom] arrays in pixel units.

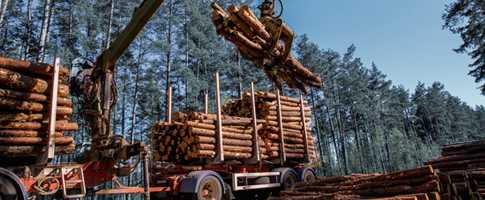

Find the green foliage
[[443, 0, 485, 94], [295, 35, 484, 175]]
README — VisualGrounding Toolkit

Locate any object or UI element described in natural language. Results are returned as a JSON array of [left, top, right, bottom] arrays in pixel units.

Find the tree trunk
[[121, 68, 127, 136], [127, 41, 144, 189], [130, 41, 144, 142], [351, 108, 365, 173], [310, 89, 326, 173], [105, 0, 115, 49], [0, 0, 9, 27], [164, 0, 173, 120], [333, 81, 349, 175], [38, 0, 53, 62], [22, 0, 33, 60], [237, 51, 243, 99]]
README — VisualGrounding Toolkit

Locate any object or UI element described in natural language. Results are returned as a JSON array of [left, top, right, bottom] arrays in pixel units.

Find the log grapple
[[211, 0, 323, 93]]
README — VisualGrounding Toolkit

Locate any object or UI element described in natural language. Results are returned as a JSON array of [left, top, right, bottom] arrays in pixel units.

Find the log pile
[[223, 91, 319, 163], [0, 57, 78, 159], [469, 168, 485, 200], [425, 140, 485, 200], [273, 166, 443, 200], [211, 3, 322, 93], [152, 112, 272, 163], [425, 140, 485, 172]]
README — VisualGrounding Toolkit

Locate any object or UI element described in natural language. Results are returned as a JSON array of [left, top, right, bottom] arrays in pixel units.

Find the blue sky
[[278, 0, 484, 107]]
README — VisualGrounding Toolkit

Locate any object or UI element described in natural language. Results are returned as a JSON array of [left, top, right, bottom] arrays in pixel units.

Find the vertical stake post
[[276, 90, 286, 164], [166, 85, 173, 123], [143, 146, 151, 200], [300, 95, 310, 163], [204, 92, 209, 114], [45, 57, 60, 162], [250, 82, 260, 161], [215, 72, 224, 162]]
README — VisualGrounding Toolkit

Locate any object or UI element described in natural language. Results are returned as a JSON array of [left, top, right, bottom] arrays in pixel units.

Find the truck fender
[[272, 167, 296, 180], [0, 167, 28, 200], [179, 170, 225, 194], [294, 167, 315, 182]]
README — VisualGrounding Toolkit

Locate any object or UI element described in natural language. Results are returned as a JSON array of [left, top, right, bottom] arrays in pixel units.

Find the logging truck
[[0, 0, 321, 199]]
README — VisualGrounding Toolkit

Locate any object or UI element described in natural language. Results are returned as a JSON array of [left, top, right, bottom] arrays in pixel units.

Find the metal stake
[[166, 85, 173, 123], [250, 82, 261, 162], [214, 72, 224, 162], [276, 90, 286, 164], [300, 95, 310, 163], [43, 57, 60, 163], [143, 146, 151, 200], [204, 92, 209, 114]]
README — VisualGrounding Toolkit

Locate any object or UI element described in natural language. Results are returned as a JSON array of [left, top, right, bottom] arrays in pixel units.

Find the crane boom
[[83, 0, 165, 161], [96, 0, 165, 71]]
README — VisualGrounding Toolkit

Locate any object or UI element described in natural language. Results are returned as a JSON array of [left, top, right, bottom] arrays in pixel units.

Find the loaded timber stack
[[425, 140, 485, 200], [224, 91, 318, 163], [0, 57, 78, 162], [274, 166, 443, 200], [211, 3, 322, 92], [152, 112, 271, 163]]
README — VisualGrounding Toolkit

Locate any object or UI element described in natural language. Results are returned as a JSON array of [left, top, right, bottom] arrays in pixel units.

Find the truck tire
[[0, 168, 27, 200], [196, 175, 223, 200], [301, 169, 316, 183], [273, 168, 298, 191], [295, 167, 316, 183], [281, 170, 298, 191]]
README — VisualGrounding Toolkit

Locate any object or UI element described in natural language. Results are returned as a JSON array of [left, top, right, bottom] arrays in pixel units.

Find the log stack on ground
[[151, 112, 270, 163], [211, 3, 322, 93], [272, 166, 443, 200], [0, 57, 78, 160], [469, 168, 485, 200], [223, 91, 319, 163], [425, 140, 485, 200]]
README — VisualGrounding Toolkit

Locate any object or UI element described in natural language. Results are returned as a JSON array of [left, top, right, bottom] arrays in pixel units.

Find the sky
[[278, 0, 485, 107]]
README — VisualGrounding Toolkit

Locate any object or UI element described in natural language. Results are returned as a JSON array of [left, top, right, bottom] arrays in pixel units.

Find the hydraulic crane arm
[[96, 0, 165, 71], [79, 0, 165, 162]]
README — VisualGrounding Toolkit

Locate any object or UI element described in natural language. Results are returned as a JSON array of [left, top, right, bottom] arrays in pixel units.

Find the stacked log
[[223, 91, 319, 163], [425, 140, 485, 200], [469, 168, 485, 200], [426, 140, 485, 172], [211, 3, 322, 93], [151, 112, 270, 163], [273, 166, 443, 200], [0, 57, 77, 159]]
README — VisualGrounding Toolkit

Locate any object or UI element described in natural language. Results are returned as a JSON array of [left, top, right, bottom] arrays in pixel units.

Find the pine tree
[[443, 0, 485, 94]]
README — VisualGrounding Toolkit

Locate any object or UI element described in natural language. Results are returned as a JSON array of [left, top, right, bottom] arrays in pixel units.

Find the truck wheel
[[281, 170, 298, 191], [302, 169, 316, 183], [0, 168, 27, 200], [196, 176, 223, 200]]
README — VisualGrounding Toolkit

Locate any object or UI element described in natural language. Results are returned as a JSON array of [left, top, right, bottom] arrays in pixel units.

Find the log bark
[[0, 130, 63, 137], [0, 121, 78, 131], [197, 143, 253, 152], [186, 121, 253, 134], [195, 135, 252, 147], [0, 68, 48, 93], [0, 97, 44, 112], [0, 143, 75, 156], [0, 136, 73, 145], [0, 88, 72, 106], [0, 113, 43, 122], [196, 150, 251, 159], [189, 127, 252, 140], [0, 57, 69, 77]]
